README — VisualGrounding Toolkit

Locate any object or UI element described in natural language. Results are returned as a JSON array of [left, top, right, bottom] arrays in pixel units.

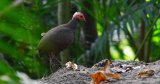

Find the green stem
[[134, 14, 160, 60]]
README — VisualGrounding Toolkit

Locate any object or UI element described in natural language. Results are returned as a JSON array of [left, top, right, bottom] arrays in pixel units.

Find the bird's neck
[[66, 19, 78, 31]]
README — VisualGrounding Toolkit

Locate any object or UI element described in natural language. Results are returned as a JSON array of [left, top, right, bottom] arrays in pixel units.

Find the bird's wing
[[38, 26, 74, 53]]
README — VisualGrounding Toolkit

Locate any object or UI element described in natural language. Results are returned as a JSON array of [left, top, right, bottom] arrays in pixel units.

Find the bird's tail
[[38, 49, 44, 57], [38, 49, 50, 66]]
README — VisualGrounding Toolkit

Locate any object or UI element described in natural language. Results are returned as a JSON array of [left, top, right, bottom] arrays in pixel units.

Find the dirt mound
[[40, 60, 160, 84]]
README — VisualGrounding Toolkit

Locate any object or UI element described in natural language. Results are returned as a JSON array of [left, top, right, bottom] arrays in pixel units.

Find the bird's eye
[[80, 15, 83, 18]]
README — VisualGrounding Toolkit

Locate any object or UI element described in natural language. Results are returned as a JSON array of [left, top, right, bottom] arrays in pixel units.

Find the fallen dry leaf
[[106, 72, 120, 80], [90, 60, 120, 84], [138, 69, 154, 78], [65, 61, 78, 70], [91, 71, 106, 84]]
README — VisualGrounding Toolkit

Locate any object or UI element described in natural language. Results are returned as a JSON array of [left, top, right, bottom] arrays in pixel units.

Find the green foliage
[[0, 60, 20, 84], [0, 0, 48, 80], [75, 0, 160, 64]]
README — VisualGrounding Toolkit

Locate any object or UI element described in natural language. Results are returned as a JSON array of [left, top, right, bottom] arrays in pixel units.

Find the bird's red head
[[72, 12, 86, 21]]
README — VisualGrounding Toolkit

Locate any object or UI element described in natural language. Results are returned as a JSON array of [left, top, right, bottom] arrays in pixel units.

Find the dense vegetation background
[[0, 0, 159, 83]]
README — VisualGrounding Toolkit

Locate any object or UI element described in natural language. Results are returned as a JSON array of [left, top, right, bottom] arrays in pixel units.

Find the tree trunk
[[58, 0, 71, 64], [81, 0, 98, 65], [139, 19, 145, 61], [81, 0, 98, 49]]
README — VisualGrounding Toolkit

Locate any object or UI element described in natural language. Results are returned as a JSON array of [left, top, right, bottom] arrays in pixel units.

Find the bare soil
[[40, 59, 160, 84]]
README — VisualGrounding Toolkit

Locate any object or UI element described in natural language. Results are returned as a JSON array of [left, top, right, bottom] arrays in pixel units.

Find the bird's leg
[[49, 53, 54, 72], [49, 52, 61, 72]]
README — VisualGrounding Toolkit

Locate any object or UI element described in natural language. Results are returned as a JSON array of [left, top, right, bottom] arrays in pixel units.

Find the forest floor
[[39, 59, 160, 84]]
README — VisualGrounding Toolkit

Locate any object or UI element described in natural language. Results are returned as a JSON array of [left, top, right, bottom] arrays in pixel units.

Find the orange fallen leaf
[[91, 71, 106, 84], [90, 60, 120, 84], [106, 72, 120, 80], [103, 59, 111, 71]]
